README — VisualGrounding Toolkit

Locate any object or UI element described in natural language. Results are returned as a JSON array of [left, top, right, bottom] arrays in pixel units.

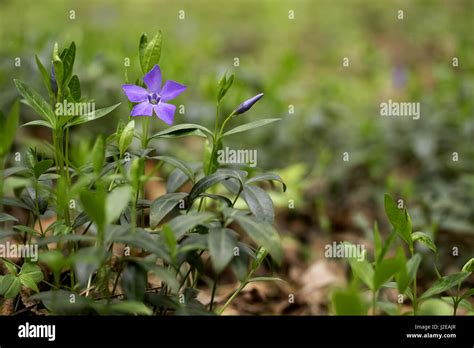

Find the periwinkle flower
[[122, 64, 186, 125], [235, 93, 264, 115]]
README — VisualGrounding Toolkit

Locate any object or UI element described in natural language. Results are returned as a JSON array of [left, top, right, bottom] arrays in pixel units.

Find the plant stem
[[209, 274, 218, 311]]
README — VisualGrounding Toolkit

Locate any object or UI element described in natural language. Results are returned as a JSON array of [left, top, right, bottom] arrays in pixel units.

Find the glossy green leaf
[[154, 156, 195, 182], [80, 189, 106, 231], [222, 118, 280, 137], [462, 258, 474, 272], [35, 55, 53, 97], [189, 171, 241, 202], [33, 159, 53, 179], [384, 194, 412, 246], [420, 272, 471, 300], [167, 212, 215, 239], [0, 213, 18, 223], [138, 33, 148, 72], [208, 227, 237, 273], [162, 224, 177, 262], [21, 120, 52, 129], [347, 248, 374, 290], [233, 214, 282, 264], [118, 120, 135, 157], [245, 172, 286, 192], [68, 75, 81, 101], [150, 192, 188, 228], [0, 274, 21, 298], [412, 231, 437, 253], [141, 31, 162, 74], [19, 263, 43, 283], [151, 123, 213, 139], [106, 185, 132, 224], [242, 184, 275, 223], [14, 79, 55, 126], [65, 103, 121, 128]]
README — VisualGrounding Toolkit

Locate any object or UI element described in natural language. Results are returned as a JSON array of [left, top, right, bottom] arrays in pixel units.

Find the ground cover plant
[[0, 33, 286, 315], [0, 0, 472, 317]]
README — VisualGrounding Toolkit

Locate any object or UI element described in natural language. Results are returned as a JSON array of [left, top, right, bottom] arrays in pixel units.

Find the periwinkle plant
[[0, 31, 285, 315], [331, 194, 473, 316]]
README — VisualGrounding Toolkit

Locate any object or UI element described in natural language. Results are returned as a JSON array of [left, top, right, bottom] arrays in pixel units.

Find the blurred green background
[[1, 0, 473, 290]]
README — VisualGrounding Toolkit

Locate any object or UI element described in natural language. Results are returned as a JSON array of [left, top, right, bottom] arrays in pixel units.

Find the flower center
[[148, 93, 161, 105]]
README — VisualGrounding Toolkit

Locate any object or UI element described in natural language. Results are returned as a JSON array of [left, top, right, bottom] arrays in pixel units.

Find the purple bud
[[235, 93, 264, 115], [50, 65, 58, 94]]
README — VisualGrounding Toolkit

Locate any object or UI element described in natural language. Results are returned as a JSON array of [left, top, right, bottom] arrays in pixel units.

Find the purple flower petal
[[131, 101, 153, 117], [143, 65, 162, 93], [122, 84, 148, 103], [160, 80, 186, 102], [153, 102, 176, 125]]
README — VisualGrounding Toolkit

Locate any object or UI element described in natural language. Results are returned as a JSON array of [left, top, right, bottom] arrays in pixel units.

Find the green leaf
[[14, 79, 55, 127], [217, 73, 234, 102], [412, 231, 437, 253], [396, 251, 421, 293], [33, 159, 53, 179], [208, 227, 237, 273], [189, 171, 241, 202], [118, 120, 135, 157], [462, 258, 474, 272], [242, 185, 274, 223], [0, 100, 20, 156], [347, 248, 374, 290], [151, 123, 213, 139], [80, 189, 106, 231], [21, 120, 53, 129], [19, 263, 44, 283], [35, 55, 53, 97], [167, 212, 215, 239], [106, 185, 132, 224], [68, 75, 81, 101], [136, 261, 180, 293], [138, 33, 148, 72], [373, 221, 382, 263], [0, 213, 18, 223], [374, 254, 403, 291], [65, 103, 121, 128], [222, 118, 280, 137], [61, 42, 76, 87], [91, 136, 105, 174], [4, 260, 18, 275], [150, 192, 188, 228], [141, 31, 162, 74], [233, 214, 283, 264], [331, 288, 367, 315], [52, 43, 64, 91], [39, 250, 68, 274], [383, 194, 412, 246], [153, 156, 195, 182], [0, 274, 21, 298], [107, 301, 152, 315], [162, 224, 177, 262], [19, 274, 39, 293], [246, 172, 286, 192], [420, 272, 471, 300]]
